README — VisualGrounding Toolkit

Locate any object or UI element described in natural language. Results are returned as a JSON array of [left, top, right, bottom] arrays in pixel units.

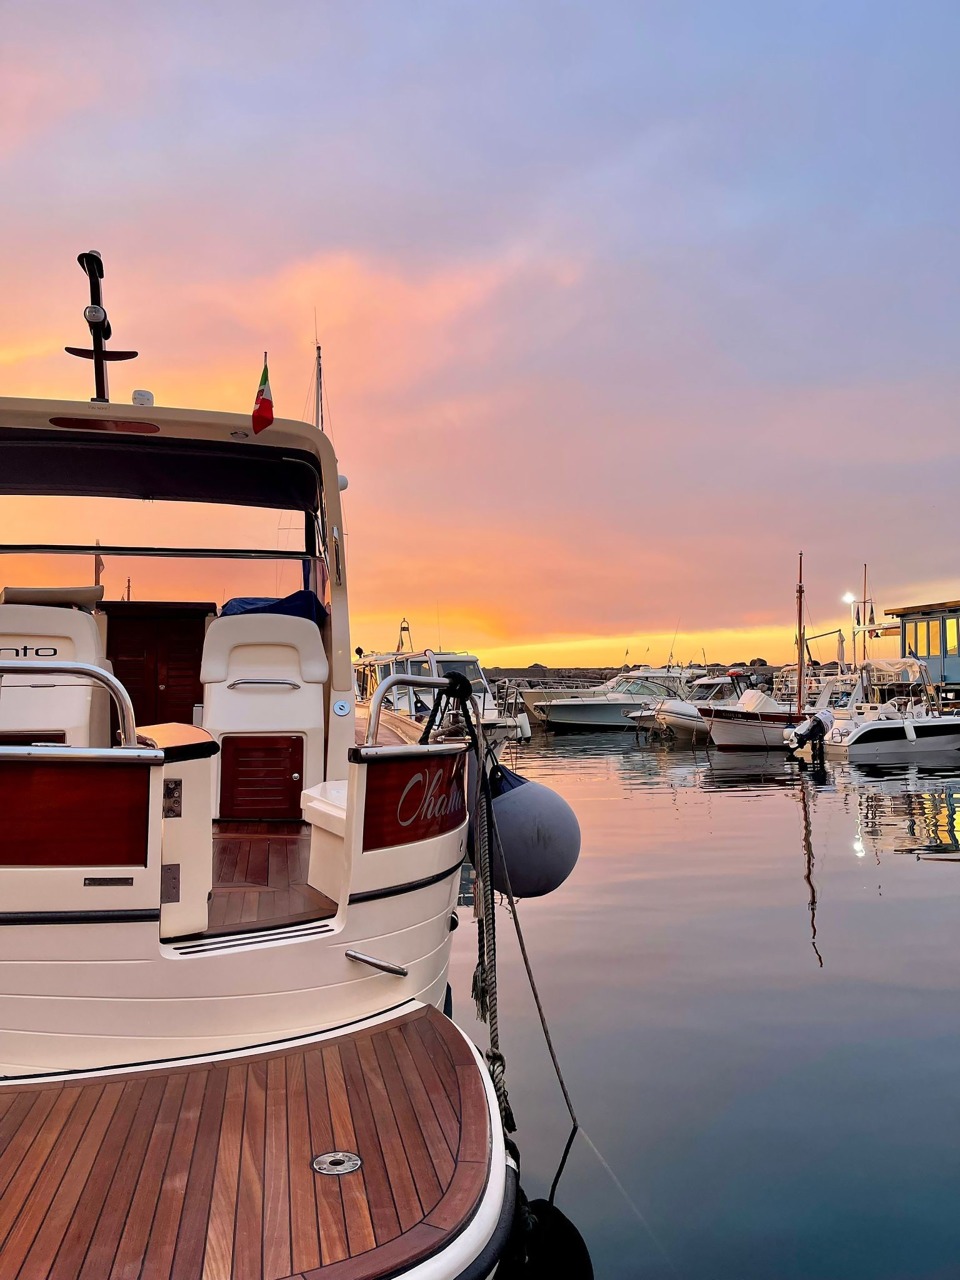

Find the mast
[[64, 251, 137, 402], [862, 562, 868, 666], [314, 343, 324, 432], [796, 551, 805, 717]]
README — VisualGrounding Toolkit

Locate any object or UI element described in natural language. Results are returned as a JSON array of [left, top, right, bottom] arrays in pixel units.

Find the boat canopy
[[860, 658, 926, 682], [0, 427, 321, 511]]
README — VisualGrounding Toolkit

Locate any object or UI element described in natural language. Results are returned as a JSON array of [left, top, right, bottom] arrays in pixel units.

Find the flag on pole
[[855, 606, 861, 627], [252, 353, 274, 434]]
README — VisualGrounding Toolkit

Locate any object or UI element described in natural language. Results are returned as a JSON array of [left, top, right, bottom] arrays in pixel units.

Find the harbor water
[[449, 732, 960, 1279]]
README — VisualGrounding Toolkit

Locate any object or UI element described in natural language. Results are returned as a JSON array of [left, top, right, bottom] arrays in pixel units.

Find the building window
[[906, 622, 918, 655], [947, 618, 959, 657], [929, 619, 942, 657]]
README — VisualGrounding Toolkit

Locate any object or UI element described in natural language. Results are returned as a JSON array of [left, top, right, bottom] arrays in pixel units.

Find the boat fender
[[496, 1194, 594, 1279], [488, 765, 581, 898]]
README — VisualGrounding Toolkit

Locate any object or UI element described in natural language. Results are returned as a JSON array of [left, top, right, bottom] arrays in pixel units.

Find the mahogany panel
[[361, 752, 467, 851], [0, 760, 151, 867]]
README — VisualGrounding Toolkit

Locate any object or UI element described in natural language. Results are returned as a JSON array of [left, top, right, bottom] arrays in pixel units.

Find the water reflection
[[455, 731, 960, 1278]]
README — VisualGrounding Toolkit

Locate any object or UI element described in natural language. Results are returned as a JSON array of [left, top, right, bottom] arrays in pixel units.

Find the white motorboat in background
[[789, 659, 960, 760], [705, 554, 855, 750], [540, 669, 687, 731], [355, 646, 531, 743], [648, 671, 750, 742]]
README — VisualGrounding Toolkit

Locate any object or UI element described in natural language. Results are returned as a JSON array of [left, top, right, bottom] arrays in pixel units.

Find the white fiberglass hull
[[657, 700, 709, 741], [543, 700, 646, 731], [705, 707, 801, 751], [825, 718, 960, 761]]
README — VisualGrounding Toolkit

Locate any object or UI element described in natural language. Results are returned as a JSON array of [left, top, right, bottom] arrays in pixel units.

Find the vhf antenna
[[65, 251, 138, 402]]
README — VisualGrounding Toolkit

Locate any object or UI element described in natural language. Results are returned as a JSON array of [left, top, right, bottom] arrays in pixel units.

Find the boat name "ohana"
[[397, 767, 465, 828]]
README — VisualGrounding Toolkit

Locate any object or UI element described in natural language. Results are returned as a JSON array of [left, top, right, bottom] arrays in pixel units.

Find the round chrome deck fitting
[[312, 1151, 362, 1175]]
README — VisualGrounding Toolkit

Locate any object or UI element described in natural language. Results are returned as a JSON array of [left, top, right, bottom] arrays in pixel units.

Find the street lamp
[[842, 592, 856, 605]]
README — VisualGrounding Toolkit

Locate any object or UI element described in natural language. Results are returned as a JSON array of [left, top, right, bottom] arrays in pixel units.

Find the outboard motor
[[786, 707, 834, 759]]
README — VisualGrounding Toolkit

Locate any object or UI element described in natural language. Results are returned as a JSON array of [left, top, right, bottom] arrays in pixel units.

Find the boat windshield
[[621, 679, 671, 696], [437, 659, 488, 697], [0, 493, 314, 603]]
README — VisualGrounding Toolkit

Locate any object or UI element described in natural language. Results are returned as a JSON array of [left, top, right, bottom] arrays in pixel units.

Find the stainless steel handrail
[[0, 660, 138, 746], [227, 678, 301, 690], [365, 674, 452, 745], [345, 949, 409, 977]]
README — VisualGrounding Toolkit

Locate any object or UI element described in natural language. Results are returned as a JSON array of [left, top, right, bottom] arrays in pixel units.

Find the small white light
[[131, 390, 154, 407], [842, 592, 856, 605], [338, 474, 349, 491], [84, 304, 106, 325]]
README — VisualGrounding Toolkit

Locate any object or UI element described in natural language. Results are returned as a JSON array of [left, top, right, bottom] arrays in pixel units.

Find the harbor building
[[885, 599, 960, 695]]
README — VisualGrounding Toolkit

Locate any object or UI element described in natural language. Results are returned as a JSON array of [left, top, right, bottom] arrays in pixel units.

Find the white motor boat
[[0, 251, 548, 1280], [703, 667, 855, 750], [788, 659, 960, 760], [705, 554, 856, 751], [648, 672, 750, 742], [518, 671, 628, 718], [356, 647, 531, 744], [541, 669, 687, 731]]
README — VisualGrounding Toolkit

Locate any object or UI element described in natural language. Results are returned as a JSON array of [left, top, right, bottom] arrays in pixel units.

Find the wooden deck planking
[[0, 1007, 491, 1280], [200, 824, 335, 939]]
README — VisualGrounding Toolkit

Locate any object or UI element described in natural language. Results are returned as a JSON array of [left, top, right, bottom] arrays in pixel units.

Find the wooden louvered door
[[219, 735, 305, 819]]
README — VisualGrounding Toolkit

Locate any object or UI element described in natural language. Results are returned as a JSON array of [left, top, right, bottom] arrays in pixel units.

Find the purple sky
[[2, 1, 959, 661]]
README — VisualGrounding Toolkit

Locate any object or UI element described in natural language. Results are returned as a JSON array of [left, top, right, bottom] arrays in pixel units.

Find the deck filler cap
[[312, 1150, 362, 1175]]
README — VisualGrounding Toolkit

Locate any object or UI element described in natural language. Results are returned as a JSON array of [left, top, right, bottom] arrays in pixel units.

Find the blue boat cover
[[220, 589, 327, 626]]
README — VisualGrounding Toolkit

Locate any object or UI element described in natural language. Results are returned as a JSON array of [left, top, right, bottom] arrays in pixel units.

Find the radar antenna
[[64, 251, 138, 403]]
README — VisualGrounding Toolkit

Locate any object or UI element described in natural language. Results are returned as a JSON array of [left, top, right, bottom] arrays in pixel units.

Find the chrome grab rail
[[345, 949, 409, 977], [0, 660, 138, 746], [227, 678, 301, 690], [365, 674, 453, 745]]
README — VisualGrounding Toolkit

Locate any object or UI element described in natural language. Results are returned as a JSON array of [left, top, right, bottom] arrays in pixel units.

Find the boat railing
[[366, 673, 466, 745], [0, 659, 138, 746]]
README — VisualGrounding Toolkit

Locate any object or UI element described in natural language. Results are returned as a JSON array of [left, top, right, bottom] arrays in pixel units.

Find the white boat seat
[[0, 603, 112, 747], [201, 614, 329, 819]]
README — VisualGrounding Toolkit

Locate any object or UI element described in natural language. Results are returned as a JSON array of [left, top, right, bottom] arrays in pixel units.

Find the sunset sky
[[1, 2, 957, 666]]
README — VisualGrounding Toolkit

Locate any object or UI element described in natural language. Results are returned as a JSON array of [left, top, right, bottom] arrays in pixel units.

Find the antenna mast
[[64, 252, 137, 402], [796, 551, 805, 718], [314, 343, 324, 432]]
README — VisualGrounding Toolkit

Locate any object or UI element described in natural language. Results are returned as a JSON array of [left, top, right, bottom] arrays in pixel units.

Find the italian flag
[[252, 354, 274, 433]]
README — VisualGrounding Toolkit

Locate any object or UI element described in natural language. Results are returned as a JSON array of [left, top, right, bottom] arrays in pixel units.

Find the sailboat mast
[[796, 551, 805, 718], [862, 562, 868, 666]]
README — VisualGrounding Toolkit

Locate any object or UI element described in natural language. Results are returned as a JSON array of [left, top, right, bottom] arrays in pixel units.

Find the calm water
[[448, 733, 960, 1279]]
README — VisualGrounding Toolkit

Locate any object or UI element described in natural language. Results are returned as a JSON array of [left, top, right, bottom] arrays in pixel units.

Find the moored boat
[[647, 671, 750, 742], [539, 669, 688, 732], [789, 659, 960, 761], [0, 252, 525, 1279]]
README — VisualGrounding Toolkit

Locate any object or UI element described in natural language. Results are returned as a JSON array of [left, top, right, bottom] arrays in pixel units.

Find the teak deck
[[0, 1006, 491, 1280], [205, 825, 336, 937]]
